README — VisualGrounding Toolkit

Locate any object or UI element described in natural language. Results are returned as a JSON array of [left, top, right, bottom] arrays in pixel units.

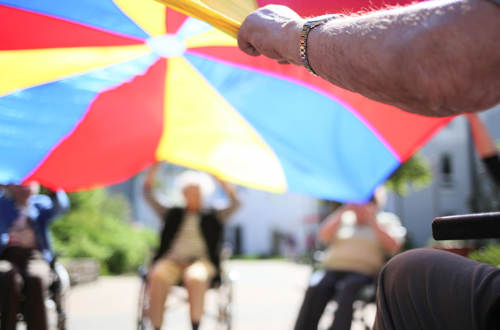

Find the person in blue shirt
[[0, 183, 69, 330]]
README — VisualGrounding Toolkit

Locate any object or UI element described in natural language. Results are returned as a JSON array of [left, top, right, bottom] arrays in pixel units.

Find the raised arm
[[318, 204, 349, 244], [238, 0, 500, 117], [213, 177, 241, 221], [369, 217, 403, 255], [38, 188, 70, 225], [143, 162, 169, 218]]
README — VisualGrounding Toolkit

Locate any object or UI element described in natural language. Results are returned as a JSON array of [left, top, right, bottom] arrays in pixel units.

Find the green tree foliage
[[385, 154, 433, 195], [50, 189, 158, 274]]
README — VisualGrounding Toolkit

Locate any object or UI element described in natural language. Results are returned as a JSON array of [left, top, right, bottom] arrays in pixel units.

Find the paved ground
[[65, 260, 375, 330]]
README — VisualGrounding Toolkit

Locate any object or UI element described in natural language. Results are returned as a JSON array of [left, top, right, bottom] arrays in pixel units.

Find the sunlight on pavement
[[66, 260, 374, 330]]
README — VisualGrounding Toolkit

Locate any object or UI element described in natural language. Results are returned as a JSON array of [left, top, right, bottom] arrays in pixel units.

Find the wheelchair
[[0, 256, 70, 330], [317, 276, 377, 330], [47, 257, 70, 330], [311, 252, 377, 330], [136, 244, 236, 330]]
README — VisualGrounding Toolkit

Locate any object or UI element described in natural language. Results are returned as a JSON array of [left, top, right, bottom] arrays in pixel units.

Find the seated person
[[143, 162, 240, 330], [0, 183, 70, 330], [294, 188, 404, 330]]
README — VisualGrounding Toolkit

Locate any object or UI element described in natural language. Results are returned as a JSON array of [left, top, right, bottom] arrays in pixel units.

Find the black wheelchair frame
[[47, 256, 69, 330], [312, 272, 377, 330], [310, 251, 377, 330]]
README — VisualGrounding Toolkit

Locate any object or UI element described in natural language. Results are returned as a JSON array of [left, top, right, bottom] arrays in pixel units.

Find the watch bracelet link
[[300, 15, 340, 76]]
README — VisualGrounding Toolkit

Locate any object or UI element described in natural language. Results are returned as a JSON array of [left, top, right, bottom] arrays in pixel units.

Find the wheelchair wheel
[[137, 279, 152, 330], [52, 261, 70, 330], [217, 271, 234, 330]]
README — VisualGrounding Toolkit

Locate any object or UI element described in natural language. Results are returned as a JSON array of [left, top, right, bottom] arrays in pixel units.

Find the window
[[441, 154, 454, 188]]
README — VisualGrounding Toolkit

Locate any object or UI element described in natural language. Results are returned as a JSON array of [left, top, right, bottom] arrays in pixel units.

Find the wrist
[[280, 19, 305, 65], [299, 14, 340, 75]]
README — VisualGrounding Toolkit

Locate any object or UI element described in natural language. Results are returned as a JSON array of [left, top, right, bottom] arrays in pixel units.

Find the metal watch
[[300, 14, 339, 76]]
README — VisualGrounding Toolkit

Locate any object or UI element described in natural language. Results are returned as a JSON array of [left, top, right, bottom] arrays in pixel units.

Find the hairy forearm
[[239, 0, 500, 117], [306, 0, 500, 116]]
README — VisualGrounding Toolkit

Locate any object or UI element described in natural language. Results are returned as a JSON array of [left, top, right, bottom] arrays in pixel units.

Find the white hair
[[175, 171, 215, 197]]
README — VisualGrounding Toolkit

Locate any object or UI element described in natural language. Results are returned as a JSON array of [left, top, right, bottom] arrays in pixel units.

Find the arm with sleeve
[[143, 185, 169, 219], [36, 190, 70, 226]]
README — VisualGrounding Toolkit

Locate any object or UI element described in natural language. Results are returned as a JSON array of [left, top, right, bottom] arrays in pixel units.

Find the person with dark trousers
[[143, 162, 240, 330], [294, 189, 403, 330], [0, 183, 69, 330]]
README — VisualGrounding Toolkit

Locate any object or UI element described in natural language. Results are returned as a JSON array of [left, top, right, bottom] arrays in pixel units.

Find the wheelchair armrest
[[433, 212, 500, 240]]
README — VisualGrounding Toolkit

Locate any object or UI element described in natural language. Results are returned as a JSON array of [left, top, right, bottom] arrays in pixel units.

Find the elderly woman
[[294, 189, 404, 330], [143, 163, 240, 330]]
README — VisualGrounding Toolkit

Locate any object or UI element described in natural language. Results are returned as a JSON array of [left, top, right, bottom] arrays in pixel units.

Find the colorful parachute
[[0, 0, 450, 202]]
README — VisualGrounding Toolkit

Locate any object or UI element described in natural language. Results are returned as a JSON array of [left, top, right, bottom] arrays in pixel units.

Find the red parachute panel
[[26, 59, 168, 191]]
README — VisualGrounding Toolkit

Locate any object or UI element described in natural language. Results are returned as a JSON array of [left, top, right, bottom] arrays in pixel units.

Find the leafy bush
[[51, 189, 158, 274], [385, 154, 433, 195], [468, 244, 500, 268]]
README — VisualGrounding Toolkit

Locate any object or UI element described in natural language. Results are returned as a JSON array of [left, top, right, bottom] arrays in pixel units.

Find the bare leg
[[183, 259, 216, 326], [149, 259, 182, 329]]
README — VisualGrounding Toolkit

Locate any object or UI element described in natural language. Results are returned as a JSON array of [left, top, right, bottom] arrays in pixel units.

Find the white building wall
[[228, 189, 320, 256], [386, 107, 500, 247]]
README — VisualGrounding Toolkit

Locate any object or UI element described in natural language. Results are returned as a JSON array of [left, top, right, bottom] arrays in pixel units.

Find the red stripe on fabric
[[256, 0, 417, 17], [0, 5, 142, 50], [26, 59, 167, 191], [189, 47, 451, 160], [166, 7, 187, 34]]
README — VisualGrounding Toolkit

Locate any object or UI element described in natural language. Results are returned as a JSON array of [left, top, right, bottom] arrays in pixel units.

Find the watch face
[[308, 14, 338, 23]]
